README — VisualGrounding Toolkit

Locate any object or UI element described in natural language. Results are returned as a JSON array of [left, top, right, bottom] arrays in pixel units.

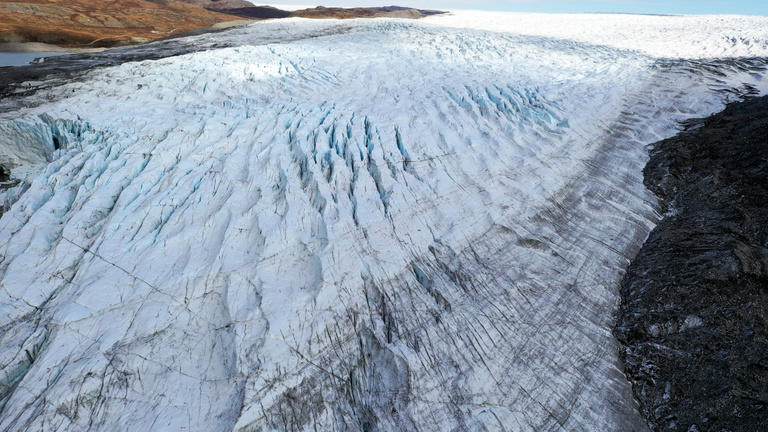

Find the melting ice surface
[[1, 11, 767, 432]]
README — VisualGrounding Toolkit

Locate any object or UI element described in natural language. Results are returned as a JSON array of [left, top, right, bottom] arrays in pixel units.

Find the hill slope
[[0, 0, 242, 47]]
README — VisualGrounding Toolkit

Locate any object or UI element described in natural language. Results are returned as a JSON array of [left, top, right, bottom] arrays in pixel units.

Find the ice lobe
[[0, 13, 767, 432]]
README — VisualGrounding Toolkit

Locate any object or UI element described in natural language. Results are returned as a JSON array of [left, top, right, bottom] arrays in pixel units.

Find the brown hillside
[[172, 0, 255, 10], [0, 0, 245, 47]]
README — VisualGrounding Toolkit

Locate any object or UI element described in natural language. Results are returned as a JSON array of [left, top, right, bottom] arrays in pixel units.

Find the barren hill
[[0, 0, 242, 47]]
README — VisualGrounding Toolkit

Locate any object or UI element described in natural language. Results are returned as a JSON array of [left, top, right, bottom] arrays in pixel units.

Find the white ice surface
[[426, 11, 768, 59], [0, 12, 767, 432]]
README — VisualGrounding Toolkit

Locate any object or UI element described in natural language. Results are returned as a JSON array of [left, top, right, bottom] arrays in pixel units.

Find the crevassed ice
[[0, 13, 766, 432], [426, 11, 768, 59]]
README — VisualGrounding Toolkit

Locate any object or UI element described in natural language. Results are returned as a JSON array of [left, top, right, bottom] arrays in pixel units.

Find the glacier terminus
[[1, 11, 767, 432]]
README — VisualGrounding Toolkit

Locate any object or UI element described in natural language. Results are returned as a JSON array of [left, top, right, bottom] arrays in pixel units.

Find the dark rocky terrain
[[290, 5, 444, 19], [212, 5, 292, 19], [615, 96, 768, 431]]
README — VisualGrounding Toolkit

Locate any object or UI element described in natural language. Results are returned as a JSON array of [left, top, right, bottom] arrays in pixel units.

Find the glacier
[[1, 12, 767, 432]]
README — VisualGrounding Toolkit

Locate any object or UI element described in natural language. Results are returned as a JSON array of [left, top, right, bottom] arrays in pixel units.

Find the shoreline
[[615, 95, 768, 431], [0, 42, 106, 54]]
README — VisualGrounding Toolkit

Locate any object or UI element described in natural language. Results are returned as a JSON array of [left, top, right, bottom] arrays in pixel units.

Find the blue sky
[[268, 1, 767, 16]]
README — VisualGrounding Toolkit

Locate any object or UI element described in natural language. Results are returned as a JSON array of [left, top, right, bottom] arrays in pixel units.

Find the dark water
[[0, 52, 66, 67]]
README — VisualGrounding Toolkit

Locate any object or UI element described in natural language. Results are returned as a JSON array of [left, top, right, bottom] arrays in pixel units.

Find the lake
[[0, 52, 67, 67]]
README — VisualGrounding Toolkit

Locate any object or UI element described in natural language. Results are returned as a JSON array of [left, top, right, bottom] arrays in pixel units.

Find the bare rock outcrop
[[616, 96, 768, 432]]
